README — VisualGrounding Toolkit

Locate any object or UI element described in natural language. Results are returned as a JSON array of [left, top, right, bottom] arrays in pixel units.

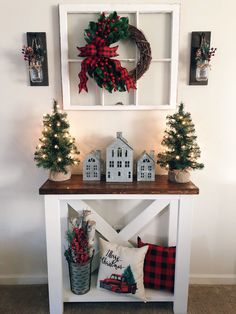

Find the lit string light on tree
[[157, 102, 204, 172], [34, 100, 80, 174]]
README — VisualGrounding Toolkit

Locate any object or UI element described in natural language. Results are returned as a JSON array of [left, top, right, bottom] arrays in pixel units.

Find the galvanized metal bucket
[[68, 258, 93, 295]]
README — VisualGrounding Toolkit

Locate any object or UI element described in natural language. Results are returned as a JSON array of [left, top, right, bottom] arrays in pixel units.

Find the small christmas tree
[[123, 265, 136, 285], [157, 103, 204, 171], [34, 100, 80, 174]]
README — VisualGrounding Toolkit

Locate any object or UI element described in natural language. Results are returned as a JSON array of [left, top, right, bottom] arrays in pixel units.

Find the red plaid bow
[[77, 37, 136, 93]]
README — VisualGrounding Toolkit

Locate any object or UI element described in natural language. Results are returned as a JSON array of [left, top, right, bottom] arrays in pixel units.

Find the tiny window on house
[[143, 158, 150, 163], [117, 148, 122, 157], [148, 173, 152, 178], [94, 165, 98, 170], [128, 171, 131, 178], [125, 161, 130, 168], [86, 172, 90, 177], [118, 171, 121, 176], [86, 165, 90, 171], [109, 161, 114, 167], [88, 158, 96, 163], [141, 165, 145, 171], [148, 165, 152, 171], [125, 150, 128, 157], [112, 150, 114, 157], [117, 161, 122, 168], [141, 173, 144, 178], [108, 171, 111, 178], [94, 172, 98, 177]]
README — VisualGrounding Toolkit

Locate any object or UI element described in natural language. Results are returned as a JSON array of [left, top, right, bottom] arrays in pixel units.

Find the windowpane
[[69, 63, 101, 106], [114, 13, 136, 59], [139, 13, 171, 59], [67, 13, 99, 59], [139, 62, 170, 106]]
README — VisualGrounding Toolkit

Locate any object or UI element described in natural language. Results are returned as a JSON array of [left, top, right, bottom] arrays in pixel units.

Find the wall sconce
[[189, 32, 216, 85], [22, 32, 49, 86]]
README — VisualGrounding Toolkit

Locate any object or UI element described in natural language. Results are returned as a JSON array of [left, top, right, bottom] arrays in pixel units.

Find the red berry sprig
[[208, 47, 217, 62]]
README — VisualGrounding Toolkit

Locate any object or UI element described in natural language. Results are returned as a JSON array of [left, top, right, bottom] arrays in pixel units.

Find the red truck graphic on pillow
[[100, 265, 137, 295]]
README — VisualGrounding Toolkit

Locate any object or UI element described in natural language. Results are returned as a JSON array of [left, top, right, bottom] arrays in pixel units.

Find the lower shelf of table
[[63, 273, 174, 303]]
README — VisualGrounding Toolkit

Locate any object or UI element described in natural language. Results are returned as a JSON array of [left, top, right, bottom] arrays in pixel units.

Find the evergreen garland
[[34, 100, 80, 173], [84, 11, 129, 46], [157, 103, 204, 171]]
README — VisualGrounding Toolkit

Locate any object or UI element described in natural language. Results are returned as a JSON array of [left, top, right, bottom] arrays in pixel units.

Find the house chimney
[[116, 132, 122, 138], [149, 150, 155, 159], [94, 150, 101, 159]]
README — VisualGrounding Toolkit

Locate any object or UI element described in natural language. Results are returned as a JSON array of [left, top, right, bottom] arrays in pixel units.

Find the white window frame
[[59, 4, 180, 110]]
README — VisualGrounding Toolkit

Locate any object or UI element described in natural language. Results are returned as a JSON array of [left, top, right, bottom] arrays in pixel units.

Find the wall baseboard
[[0, 275, 48, 285], [190, 274, 236, 285], [0, 274, 235, 285]]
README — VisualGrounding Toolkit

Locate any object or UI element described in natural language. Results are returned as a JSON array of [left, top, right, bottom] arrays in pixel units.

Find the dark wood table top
[[39, 175, 199, 195]]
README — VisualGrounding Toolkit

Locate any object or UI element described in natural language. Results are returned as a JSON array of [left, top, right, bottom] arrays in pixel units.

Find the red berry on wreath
[[114, 27, 118, 31], [112, 19, 115, 23], [87, 32, 91, 37]]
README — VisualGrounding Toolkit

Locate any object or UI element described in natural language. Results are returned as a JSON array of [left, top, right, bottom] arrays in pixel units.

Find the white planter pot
[[168, 169, 190, 183], [49, 168, 71, 182]]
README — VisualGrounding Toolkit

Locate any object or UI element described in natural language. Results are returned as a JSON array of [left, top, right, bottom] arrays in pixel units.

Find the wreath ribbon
[[78, 36, 136, 93]]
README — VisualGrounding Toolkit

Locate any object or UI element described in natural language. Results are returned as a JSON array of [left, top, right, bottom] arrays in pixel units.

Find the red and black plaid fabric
[[77, 36, 136, 93], [137, 237, 176, 292]]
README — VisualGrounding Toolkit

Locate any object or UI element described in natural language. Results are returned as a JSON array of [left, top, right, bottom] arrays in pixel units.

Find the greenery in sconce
[[195, 33, 217, 63], [157, 103, 204, 171], [34, 100, 80, 173]]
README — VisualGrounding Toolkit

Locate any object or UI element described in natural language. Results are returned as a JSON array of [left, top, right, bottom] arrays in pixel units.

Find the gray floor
[[0, 285, 235, 314]]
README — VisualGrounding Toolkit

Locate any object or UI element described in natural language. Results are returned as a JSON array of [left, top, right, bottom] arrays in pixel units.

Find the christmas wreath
[[77, 11, 151, 93]]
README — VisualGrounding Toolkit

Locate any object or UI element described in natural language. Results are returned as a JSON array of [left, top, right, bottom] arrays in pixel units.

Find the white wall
[[0, 0, 235, 284]]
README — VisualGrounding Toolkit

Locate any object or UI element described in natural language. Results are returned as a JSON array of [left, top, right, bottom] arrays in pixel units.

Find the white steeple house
[[106, 132, 133, 182]]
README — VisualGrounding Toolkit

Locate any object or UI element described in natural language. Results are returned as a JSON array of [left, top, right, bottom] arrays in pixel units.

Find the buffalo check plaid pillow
[[137, 237, 176, 292]]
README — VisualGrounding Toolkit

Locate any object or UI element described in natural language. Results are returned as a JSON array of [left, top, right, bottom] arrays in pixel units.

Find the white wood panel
[[173, 196, 193, 314], [119, 199, 170, 241], [168, 199, 178, 246], [45, 195, 64, 314]]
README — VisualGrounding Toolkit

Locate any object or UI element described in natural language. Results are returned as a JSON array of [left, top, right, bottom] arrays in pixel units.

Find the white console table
[[39, 175, 199, 314]]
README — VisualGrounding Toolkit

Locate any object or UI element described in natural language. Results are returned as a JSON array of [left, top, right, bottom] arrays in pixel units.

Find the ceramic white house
[[137, 150, 155, 181], [83, 150, 102, 181], [106, 132, 133, 182]]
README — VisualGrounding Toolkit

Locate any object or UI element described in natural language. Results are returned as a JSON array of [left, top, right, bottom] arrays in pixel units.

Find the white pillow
[[97, 238, 148, 301]]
